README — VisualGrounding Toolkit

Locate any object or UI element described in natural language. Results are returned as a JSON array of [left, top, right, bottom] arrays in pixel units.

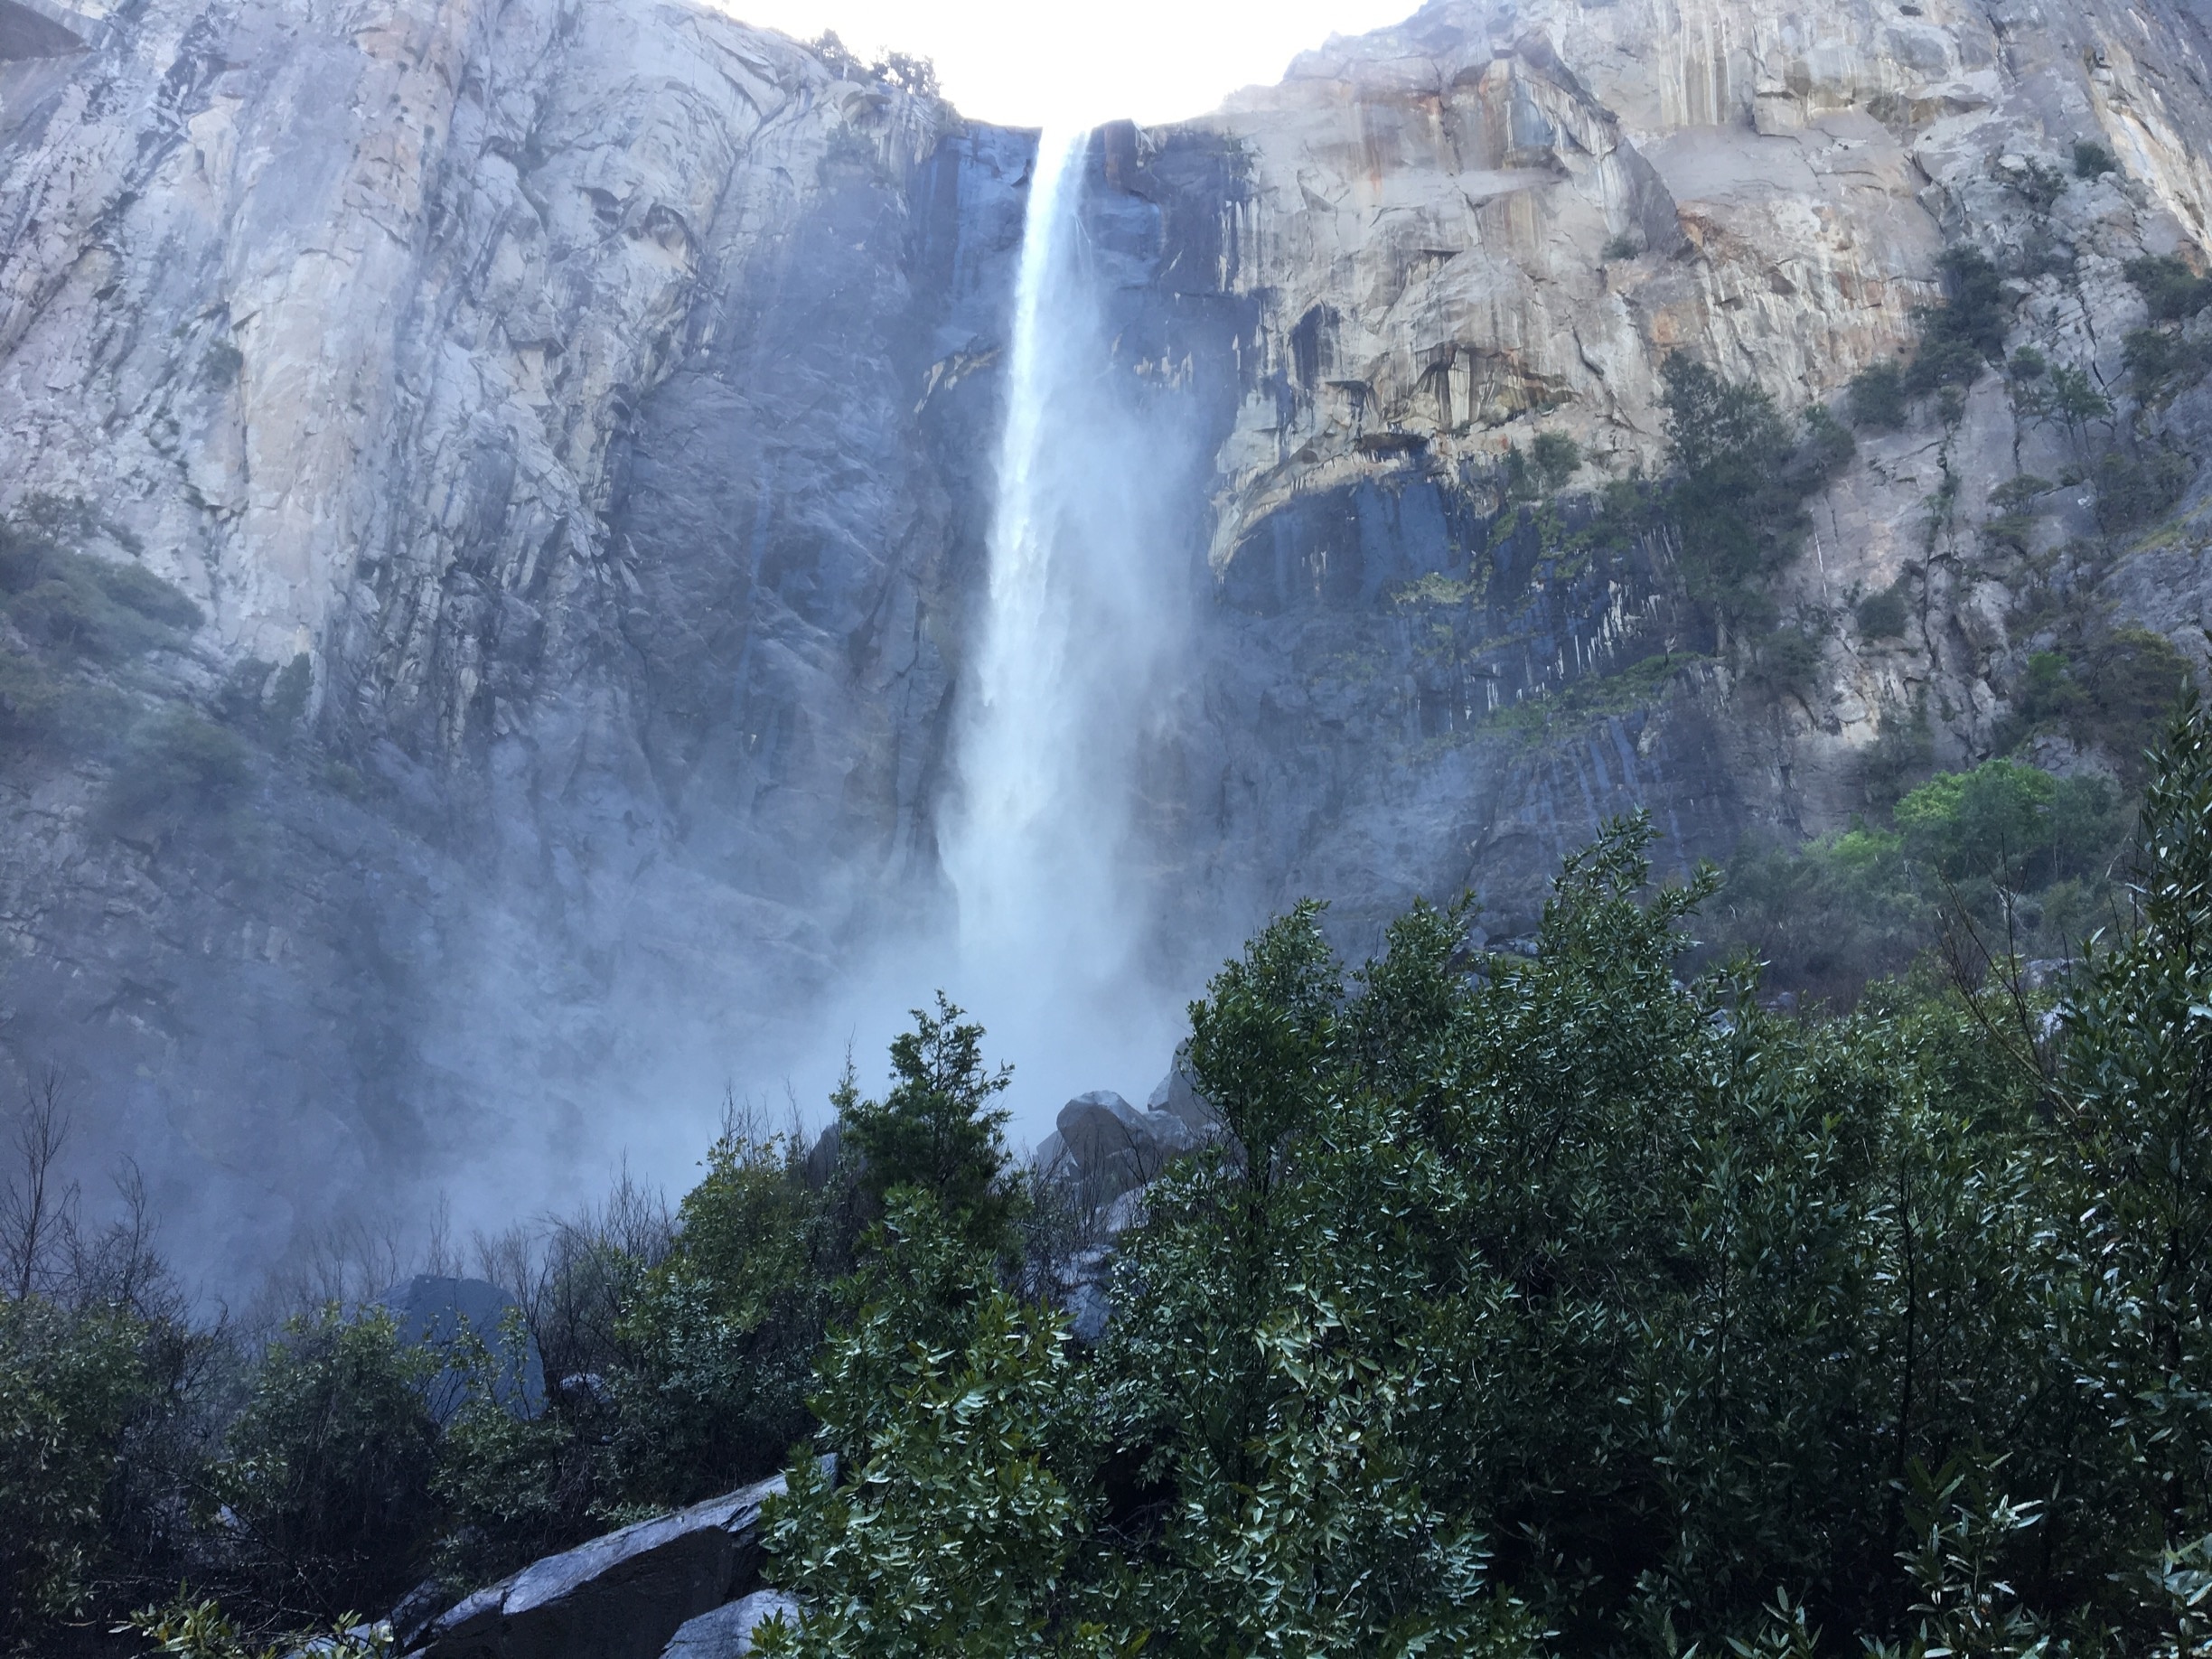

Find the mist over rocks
[[3, 0, 2212, 1288]]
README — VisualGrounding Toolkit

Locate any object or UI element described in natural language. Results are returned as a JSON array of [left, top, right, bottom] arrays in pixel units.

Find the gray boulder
[[379, 1275, 546, 1421], [414, 1475, 783, 1659], [1145, 1047, 1221, 1139], [661, 1590, 801, 1657], [802, 1121, 844, 1190], [1055, 1090, 1197, 1194]]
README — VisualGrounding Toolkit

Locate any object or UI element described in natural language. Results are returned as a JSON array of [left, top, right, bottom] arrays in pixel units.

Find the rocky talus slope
[[3, 0, 2210, 1277]]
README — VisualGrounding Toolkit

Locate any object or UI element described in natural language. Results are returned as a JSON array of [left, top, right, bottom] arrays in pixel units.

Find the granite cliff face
[[1148, 0, 2212, 942], [0, 0, 1027, 1270], [3, 0, 2211, 1278]]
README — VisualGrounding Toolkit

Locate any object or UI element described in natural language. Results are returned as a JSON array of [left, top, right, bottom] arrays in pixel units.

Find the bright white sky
[[711, 0, 1422, 128]]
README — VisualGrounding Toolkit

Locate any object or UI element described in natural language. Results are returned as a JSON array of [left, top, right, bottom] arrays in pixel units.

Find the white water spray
[[938, 127, 1192, 1124]]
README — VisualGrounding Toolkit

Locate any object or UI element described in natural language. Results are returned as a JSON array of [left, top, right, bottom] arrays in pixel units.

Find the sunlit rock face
[[2, 0, 2210, 1279], [1126, 0, 2212, 945]]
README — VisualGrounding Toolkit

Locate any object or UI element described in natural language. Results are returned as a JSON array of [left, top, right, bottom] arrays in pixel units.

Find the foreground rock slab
[[661, 1590, 801, 1658], [413, 1476, 783, 1659]]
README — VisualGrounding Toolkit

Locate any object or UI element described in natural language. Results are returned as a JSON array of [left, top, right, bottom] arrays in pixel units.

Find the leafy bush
[[1857, 582, 1910, 640], [1850, 360, 1907, 429], [2007, 157, 2067, 213], [839, 994, 1017, 1249], [1531, 430, 1581, 492], [759, 692, 2212, 1654], [2048, 363, 2114, 442], [1660, 355, 1849, 638], [2053, 686, 2212, 1548], [99, 708, 253, 834], [0, 503, 201, 663], [0, 1296, 152, 1647], [124, 1592, 395, 1659], [2125, 254, 2212, 323], [1747, 623, 1823, 699], [2073, 139, 2118, 179], [1892, 757, 2117, 889], [2125, 326, 2212, 399], [2093, 445, 2193, 532], [756, 1192, 1100, 1659], [607, 1127, 851, 1511], [217, 1308, 441, 1618], [427, 1317, 578, 1587], [1904, 247, 2010, 395]]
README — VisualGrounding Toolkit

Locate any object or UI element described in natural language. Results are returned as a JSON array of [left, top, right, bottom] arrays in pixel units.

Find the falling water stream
[[936, 127, 1190, 1127]]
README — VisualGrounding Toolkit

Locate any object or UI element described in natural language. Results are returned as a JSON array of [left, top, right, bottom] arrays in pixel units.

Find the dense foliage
[[751, 690, 2212, 1657]]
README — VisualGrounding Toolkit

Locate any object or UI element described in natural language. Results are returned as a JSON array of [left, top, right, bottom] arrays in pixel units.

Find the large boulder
[[1053, 1090, 1197, 1195], [661, 1590, 801, 1657], [413, 1475, 783, 1659], [379, 1275, 546, 1421], [1146, 1047, 1220, 1140]]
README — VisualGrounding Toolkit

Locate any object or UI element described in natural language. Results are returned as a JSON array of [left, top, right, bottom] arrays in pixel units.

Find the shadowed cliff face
[[0, 0, 1033, 1278], [3, 0, 2212, 1283]]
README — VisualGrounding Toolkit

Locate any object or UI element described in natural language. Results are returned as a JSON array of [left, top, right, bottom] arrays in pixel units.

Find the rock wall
[[0, 0, 1024, 1278], [4, 0, 2212, 1280], [1113, 0, 2212, 945]]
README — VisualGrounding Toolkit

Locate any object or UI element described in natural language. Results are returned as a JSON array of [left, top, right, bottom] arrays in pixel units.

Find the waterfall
[[938, 127, 1189, 1121]]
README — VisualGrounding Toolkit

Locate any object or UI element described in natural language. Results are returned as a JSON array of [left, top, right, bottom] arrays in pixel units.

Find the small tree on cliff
[[839, 995, 1016, 1249]]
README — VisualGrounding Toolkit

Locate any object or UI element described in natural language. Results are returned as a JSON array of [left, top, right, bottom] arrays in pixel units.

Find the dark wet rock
[[802, 1121, 845, 1191], [380, 1275, 546, 1420], [1054, 1090, 1196, 1195], [413, 1476, 783, 1659]]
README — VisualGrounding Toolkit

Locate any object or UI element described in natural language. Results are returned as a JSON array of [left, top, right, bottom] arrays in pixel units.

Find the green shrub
[[429, 1316, 579, 1588], [2124, 326, 2212, 399], [2009, 158, 2067, 213], [1500, 443, 1534, 501], [2093, 446, 2193, 532], [839, 995, 1017, 1250], [0, 644, 65, 740], [0, 1297, 152, 1647], [1857, 583, 1910, 639], [1990, 474, 2054, 512], [99, 708, 253, 833], [1861, 700, 1936, 805], [1850, 360, 1907, 428], [2055, 686, 2212, 1545], [124, 1591, 395, 1658], [1531, 430, 1581, 492], [1893, 757, 2117, 889], [2039, 363, 2114, 449], [1748, 623, 1823, 698], [2002, 630, 2193, 780], [2124, 254, 2212, 323], [756, 1191, 1106, 1659], [1660, 355, 1848, 637], [606, 1128, 851, 1510], [0, 506, 201, 662], [2073, 139, 2118, 180], [2012, 648, 2092, 730], [1711, 825, 1926, 1005], [217, 1308, 441, 1618], [1905, 247, 2010, 394]]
